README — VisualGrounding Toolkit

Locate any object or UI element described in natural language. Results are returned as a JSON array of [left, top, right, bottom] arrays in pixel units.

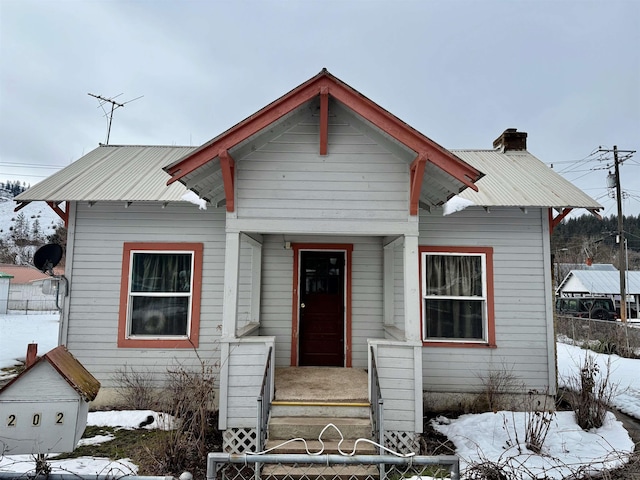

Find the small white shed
[[0, 272, 12, 314], [0, 345, 100, 455]]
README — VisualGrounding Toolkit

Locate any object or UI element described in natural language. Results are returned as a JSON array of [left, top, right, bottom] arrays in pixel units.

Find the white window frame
[[421, 251, 489, 343], [126, 249, 195, 340]]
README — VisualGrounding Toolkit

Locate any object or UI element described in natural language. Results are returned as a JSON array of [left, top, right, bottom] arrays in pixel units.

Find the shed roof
[[453, 150, 602, 210], [0, 264, 59, 284], [0, 345, 100, 402], [15, 146, 194, 205], [557, 270, 640, 295]]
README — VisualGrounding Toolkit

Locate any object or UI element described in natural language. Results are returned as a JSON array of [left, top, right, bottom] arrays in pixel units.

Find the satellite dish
[[34, 244, 63, 275]]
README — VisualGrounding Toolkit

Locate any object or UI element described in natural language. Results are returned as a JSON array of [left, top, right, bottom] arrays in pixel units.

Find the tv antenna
[[88, 92, 143, 145]]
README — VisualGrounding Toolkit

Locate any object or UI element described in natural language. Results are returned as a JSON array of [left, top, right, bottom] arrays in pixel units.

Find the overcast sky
[[1, 0, 638, 217]]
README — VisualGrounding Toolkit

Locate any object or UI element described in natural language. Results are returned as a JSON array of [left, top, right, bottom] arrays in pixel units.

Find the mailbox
[[0, 345, 100, 455]]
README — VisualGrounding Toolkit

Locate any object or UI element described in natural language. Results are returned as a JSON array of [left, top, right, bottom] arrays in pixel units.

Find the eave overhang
[[165, 69, 483, 214]]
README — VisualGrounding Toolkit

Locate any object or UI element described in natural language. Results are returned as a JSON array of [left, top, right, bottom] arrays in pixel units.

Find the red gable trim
[[165, 70, 482, 213]]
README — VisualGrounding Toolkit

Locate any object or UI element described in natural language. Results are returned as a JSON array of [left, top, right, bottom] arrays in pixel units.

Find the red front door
[[298, 251, 345, 366]]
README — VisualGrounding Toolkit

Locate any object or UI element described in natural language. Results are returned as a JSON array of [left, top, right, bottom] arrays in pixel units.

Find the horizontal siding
[[259, 235, 385, 368], [419, 207, 552, 394], [236, 109, 410, 223], [0, 363, 78, 400], [374, 343, 417, 432], [65, 202, 225, 389], [226, 342, 269, 428]]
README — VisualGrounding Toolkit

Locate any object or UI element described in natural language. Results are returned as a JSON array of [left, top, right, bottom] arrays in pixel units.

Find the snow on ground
[[88, 410, 175, 430], [433, 411, 633, 479], [0, 454, 138, 477], [0, 313, 639, 478], [0, 312, 59, 381], [557, 342, 640, 419]]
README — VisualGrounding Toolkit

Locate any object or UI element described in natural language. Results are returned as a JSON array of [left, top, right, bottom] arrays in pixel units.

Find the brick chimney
[[493, 128, 527, 151]]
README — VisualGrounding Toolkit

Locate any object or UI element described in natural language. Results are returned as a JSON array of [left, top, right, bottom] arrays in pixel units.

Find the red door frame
[[291, 243, 353, 367]]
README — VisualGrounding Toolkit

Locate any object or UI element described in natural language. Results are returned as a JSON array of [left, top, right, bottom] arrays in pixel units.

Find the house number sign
[[6, 411, 65, 427]]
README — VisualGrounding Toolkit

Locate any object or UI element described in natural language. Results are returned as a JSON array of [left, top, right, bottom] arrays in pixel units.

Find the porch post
[[222, 231, 240, 338], [403, 234, 421, 341]]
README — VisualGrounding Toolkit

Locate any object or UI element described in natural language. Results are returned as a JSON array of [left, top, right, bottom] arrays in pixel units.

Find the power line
[[0, 162, 66, 170]]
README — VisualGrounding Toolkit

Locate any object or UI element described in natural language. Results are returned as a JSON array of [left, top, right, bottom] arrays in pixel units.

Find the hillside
[[0, 192, 62, 265]]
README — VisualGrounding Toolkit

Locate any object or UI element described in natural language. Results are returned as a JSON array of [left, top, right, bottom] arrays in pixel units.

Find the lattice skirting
[[223, 428, 257, 453], [384, 430, 420, 454]]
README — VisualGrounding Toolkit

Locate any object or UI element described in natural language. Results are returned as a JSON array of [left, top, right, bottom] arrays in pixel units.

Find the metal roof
[[558, 270, 640, 295], [15, 144, 601, 213], [15, 145, 195, 204], [453, 149, 602, 210]]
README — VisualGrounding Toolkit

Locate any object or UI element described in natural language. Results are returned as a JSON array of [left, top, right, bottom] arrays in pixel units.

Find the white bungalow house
[[15, 70, 601, 453]]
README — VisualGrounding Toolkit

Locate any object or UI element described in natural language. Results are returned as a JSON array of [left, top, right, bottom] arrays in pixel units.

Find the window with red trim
[[420, 246, 495, 346], [118, 243, 202, 348]]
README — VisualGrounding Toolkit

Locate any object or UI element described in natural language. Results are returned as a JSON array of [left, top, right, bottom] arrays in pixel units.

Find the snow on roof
[[453, 149, 602, 210]]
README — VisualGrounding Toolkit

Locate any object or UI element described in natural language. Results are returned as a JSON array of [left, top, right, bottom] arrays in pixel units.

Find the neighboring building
[[14, 70, 601, 452], [557, 269, 640, 318], [0, 271, 12, 314], [0, 264, 61, 312]]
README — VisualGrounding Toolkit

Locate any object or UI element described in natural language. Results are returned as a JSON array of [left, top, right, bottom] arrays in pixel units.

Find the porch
[[218, 231, 424, 454]]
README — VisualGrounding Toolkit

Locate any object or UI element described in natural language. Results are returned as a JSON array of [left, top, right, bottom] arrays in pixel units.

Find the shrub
[[563, 352, 617, 430], [149, 353, 219, 478], [476, 363, 520, 412], [113, 365, 158, 410]]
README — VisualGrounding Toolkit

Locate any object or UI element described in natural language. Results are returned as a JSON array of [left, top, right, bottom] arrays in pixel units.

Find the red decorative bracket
[[47, 202, 69, 227], [549, 207, 572, 235], [319, 86, 329, 156], [410, 154, 427, 215], [219, 150, 235, 212]]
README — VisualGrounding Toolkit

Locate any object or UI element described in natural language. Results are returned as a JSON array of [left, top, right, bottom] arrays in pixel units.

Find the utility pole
[[613, 146, 627, 322], [601, 145, 636, 322]]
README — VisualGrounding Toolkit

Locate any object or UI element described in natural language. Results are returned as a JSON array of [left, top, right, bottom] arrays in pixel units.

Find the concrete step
[[268, 416, 372, 441], [265, 439, 378, 455], [261, 464, 379, 480], [271, 400, 370, 419]]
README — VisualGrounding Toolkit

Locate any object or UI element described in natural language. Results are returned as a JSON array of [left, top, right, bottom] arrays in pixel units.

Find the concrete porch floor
[[274, 367, 368, 403]]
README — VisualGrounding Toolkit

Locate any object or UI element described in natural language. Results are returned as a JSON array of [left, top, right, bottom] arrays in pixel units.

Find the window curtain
[[132, 253, 192, 293], [425, 255, 483, 339]]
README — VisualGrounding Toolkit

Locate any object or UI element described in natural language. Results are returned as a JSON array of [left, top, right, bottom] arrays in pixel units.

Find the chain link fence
[[556, 314, 640, 358], [206, 452, 459, 480]]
